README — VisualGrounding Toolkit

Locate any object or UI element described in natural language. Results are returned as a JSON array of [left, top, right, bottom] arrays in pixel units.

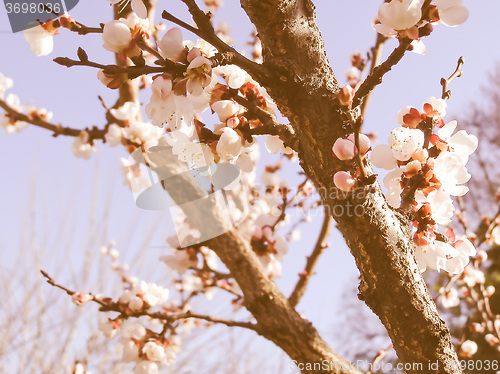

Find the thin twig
[[0, 98, 107, 141], [366, 345, 393, 374], [40, 270, 262, 333], [231, 95, 298, 151], [440, 57, 465, 101], [53, 56, 179, 76], [352, 37, 412, 109], [289, 210, 332, 308]]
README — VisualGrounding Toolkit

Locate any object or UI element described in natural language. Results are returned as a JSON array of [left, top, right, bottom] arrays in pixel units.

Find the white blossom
[[24, 24, 55, 56], [374, 0, 423, 37], [71, 131, 96, 159], [216, 127, 242, 162], [388, 126, 424, 161]]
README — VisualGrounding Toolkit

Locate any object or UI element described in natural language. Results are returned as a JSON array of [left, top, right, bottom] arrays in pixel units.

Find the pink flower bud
[[332, 138, 356, 160], [333, 171, 356, 192], [470, 322, 484, 333], [338, 85, 355, 106]]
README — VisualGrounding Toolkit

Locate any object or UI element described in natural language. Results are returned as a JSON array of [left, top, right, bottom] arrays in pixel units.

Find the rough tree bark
[[237, 0, 463, 373]]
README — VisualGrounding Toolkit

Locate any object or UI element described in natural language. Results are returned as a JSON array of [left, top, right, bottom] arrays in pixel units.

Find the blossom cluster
[[370, 97, 478, 274], [70, 245, 185, 374], [374, 0, 468, 54]]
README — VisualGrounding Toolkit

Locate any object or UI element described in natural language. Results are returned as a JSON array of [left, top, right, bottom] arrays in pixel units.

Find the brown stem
[[440, 57, 465, 101], [0, 98, 106, 141]]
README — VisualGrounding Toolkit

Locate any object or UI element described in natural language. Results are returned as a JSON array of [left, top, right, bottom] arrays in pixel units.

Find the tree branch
[[0, 98, 106, 141], [40, 270, 261, 333], [289, 210, 332, 308], [352, 37, 412, 109], [162, 0, 267, 82]]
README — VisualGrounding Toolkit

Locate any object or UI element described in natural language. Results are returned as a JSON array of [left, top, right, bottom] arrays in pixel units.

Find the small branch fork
[[288, 209, 332, 308], [352, 37, 412, 109], [40, 270, 261, 333], [162, 0, 267, 81], [441, 56, 465, 101]]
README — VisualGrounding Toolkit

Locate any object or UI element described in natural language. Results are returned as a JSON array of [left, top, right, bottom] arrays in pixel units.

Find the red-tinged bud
[[350, 53, 365, 70], [485, 334, 499, 346], [413, 231, 429, 246], [59, 15, 76, 30], [402, 107, 425, 128], [41, 19, 59, 35], [476, 250, 488, 263], [338, 85, 355, 106], [485, 285, 496, 298]]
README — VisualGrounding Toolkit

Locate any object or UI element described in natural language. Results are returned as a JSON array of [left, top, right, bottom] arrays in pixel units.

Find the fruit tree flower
[[24, 21, 58, 56], [374, 0, 423, 38], [102, 20, 133, 53], [459, 340, 478, 357], [434, 0, 469, 27]]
